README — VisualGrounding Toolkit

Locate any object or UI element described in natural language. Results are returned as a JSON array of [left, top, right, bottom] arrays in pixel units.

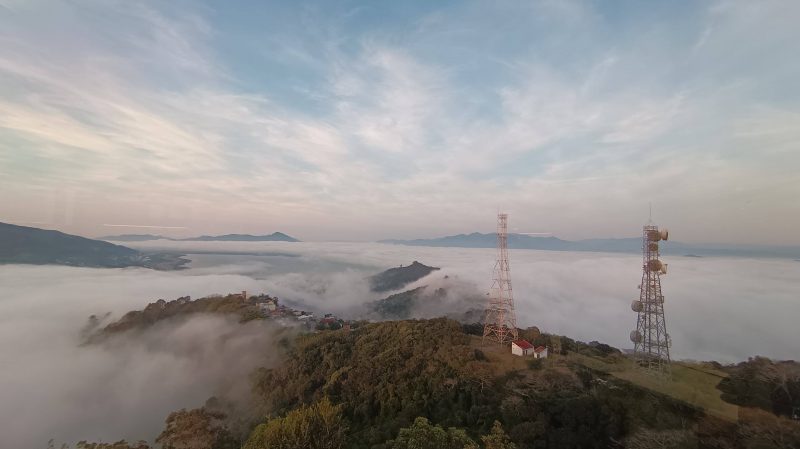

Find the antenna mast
[[483, 213, 519, 345], [630, 222, 672, 375]]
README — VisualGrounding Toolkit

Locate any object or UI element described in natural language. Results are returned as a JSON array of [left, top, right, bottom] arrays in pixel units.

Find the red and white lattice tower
[[483, 213, 519, 345], [630, 223, 672, 374]]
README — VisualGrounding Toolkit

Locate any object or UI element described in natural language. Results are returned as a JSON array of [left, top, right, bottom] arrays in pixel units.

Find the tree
[[244, 397, 347, 449], [388, 417, 478, 449], [156, 408, 238, 449], [481, 421, 516, 449], [737, 407, 800, 449]]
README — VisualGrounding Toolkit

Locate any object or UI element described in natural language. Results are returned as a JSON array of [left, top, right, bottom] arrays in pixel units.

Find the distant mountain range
[[380, 232, 800, 259], [0, 222, 188, 269], [97, 234, 165, 242], [99, 232, 300, 242]]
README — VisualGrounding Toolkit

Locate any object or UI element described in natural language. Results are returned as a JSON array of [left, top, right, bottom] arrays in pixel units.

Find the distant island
[[184, 232, 299, 242], [381, 232, 800, 259], [368, 261, 440, 292], [100, 232, 300, 242], [0, 222, 188, 270]]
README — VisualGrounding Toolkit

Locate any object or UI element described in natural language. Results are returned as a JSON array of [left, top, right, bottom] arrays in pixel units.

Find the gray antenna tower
[[483, 213, 519, 345], [630, 222, 672, 375]]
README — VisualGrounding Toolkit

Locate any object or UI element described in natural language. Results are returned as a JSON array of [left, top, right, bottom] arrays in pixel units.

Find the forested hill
[[0, 222, 187, 270], [369, 261, 440, 292], [74, 318, 800, 449], [84, 293, 268, 343]]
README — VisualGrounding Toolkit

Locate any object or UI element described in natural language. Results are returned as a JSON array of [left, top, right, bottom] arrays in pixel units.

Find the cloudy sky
[[1, 0, 798, 243]]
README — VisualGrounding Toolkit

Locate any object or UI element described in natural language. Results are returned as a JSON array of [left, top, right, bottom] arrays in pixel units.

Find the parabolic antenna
[[630, 330, 642, 343], [647, 259, 664, 272], [647, 229, 670, 242]]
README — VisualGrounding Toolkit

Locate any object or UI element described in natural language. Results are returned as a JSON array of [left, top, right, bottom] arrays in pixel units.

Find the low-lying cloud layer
[[0, 265, 282, 449], [1, 241, 798, 447], [132, 239, 800, 363]]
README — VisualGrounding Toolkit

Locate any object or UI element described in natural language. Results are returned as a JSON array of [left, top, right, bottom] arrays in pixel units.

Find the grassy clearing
[[468, 335, 530, 374], [467, 335, 738, 421], [567, 352, 739, 421]]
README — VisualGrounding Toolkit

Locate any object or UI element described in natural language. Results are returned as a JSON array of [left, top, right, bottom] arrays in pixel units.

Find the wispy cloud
[[0, 0, 798, 243]]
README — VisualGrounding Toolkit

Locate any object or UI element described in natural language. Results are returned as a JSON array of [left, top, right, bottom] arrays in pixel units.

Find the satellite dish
[[648, 242, 659, 252], [647, 259, 664, 272], [647, 228, 670, 242], [630, 330, 642, 343], [631, 300, 643, 312], [660, 263, 668, 275]]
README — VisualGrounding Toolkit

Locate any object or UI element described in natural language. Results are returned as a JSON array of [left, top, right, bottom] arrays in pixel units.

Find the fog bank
[[0, 266, 282, 449], [130, 240, 800, 363]]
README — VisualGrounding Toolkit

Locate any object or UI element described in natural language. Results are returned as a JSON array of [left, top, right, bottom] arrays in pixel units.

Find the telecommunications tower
[[630, 222, 672, 374], [483, 213, 519, 345]]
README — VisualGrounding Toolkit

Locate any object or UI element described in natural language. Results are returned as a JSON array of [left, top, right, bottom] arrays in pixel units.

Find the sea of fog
[[1, 241, 798, 447]]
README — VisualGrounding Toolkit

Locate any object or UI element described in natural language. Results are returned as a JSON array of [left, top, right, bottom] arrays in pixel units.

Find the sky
[[0, 0, 798, 243]]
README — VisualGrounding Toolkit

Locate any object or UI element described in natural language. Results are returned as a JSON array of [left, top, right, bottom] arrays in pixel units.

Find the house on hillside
[[257, 300, 277, 314], [534, 346, 548, 359], [511, 339, 534, 356]]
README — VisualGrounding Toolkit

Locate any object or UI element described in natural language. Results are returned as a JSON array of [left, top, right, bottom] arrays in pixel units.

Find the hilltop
[[0, 222, 188, 270], [368, 261, 440, 292]]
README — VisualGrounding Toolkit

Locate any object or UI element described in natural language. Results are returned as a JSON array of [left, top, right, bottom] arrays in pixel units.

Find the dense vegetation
[[87, 294, 265, 341], [73, 318, 800, 449], [247, 319, 705, 448], [718, 356, 800, 418], [370, 286, 433, 319]]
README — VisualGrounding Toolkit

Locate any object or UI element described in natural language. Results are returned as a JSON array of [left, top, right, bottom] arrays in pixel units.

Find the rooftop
[[512, 339, 533, 350]]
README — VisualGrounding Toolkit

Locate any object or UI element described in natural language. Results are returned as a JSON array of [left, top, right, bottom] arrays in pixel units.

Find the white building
[[533, 346, 548, 359], [511, 339, 534, 356]]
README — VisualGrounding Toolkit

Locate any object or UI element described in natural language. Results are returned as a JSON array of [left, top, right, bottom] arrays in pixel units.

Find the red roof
[[512, 339, 533, 350], [534, 346, 547, 353]]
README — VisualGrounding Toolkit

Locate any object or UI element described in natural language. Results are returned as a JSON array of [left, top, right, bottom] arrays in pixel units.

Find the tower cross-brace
[[483, 213, 519, 345]]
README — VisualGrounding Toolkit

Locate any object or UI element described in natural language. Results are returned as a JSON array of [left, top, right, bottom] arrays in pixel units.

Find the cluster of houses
[[247, 292, 347, 331], [511, 339, 548, 359]]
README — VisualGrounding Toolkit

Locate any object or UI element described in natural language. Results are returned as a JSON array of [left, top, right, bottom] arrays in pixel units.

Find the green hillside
[[75, 318, 800, 449]]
